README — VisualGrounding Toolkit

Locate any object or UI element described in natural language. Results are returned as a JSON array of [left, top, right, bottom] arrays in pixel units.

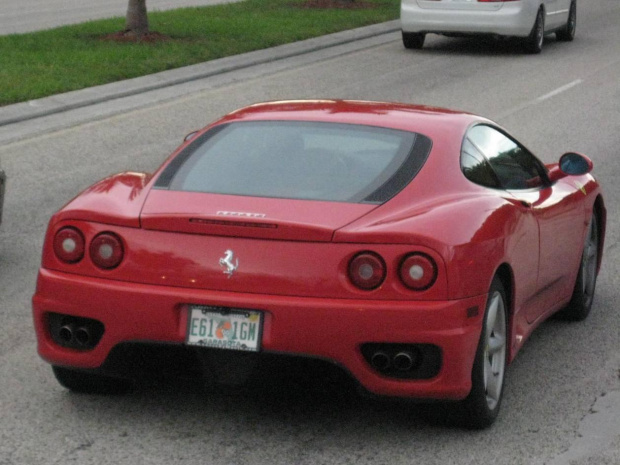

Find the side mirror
[[548, 152, 593, 183], [184, 131, 199, 142], [559, 152, 593, 175]]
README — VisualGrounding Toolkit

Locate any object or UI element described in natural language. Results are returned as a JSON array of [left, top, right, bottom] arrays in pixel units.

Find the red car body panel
[[32, 100, 606, 401]]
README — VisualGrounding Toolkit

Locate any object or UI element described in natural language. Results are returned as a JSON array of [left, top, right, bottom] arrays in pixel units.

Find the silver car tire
[[556, 1, 577, 41], [402, 32, 425, 50], [524, 9, 545, 54]]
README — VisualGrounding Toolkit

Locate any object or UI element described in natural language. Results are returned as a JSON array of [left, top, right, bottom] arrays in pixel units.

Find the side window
[[461, 138, 501, 188], [461, 125, 548, 190]]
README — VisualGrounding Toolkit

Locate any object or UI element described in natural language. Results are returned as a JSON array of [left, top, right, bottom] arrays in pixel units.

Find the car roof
[[214, 100, 487, 139]]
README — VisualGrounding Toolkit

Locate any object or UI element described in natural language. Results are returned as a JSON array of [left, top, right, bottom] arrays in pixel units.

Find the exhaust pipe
[[393, 351, 415, 371], [74, 326, 91, 346], [362, 343, 438, 379], [49, 313, 105, 350], [58, 324, 75, 343], [370, 351, 391, 371]]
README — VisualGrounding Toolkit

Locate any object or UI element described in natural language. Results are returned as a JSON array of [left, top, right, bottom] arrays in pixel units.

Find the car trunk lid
[[140, 190, 377, 242]]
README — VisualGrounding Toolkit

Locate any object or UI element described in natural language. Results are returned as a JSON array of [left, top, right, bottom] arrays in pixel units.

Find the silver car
[[401, 0, 576, 53]]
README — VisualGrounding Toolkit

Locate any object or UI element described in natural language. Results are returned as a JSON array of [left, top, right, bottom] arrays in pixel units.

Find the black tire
[[52, 366, 133, 395], [556, 212, 599, 321], [402, 31, 425, 50], [458, 276, 508, 428], [556, 1, 576, 41], [418, 277, 508, 429], [524, 9, 545, 54]]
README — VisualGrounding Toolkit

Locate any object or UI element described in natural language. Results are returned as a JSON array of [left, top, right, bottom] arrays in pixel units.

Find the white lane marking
[[496, 79, 583, 120], [536, 79, 583, 102]]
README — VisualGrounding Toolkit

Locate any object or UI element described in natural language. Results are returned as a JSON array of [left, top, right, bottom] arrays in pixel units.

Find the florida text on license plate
[[186, 305, 263, 352]]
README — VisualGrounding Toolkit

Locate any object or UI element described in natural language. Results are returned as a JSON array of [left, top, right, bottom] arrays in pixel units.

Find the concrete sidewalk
[[0, 21, 400, 129]]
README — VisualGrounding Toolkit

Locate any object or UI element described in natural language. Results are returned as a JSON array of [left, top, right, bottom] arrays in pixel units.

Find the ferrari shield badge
[[219, 249, 239, 278]]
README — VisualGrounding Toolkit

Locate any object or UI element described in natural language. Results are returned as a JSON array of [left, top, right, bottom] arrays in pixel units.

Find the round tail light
[[90, 233, 124, 269], [348, 252, 386, 290], [399, 253, 437, 291], [53, 227, 85, 263]]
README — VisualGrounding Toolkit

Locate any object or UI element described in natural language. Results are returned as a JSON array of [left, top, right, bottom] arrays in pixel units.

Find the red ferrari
[[33, 100, 605, 428]]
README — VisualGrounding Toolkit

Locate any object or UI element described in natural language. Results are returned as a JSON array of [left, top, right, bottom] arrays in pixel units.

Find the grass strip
[[0, 0, 399, 106]]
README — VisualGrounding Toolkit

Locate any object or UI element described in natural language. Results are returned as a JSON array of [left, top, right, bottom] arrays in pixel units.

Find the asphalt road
[[1, 0, 619, 463], [0, 0, 242, 35]]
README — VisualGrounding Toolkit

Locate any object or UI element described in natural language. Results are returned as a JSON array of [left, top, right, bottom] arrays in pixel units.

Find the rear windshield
[[155, 121, 432, 204]]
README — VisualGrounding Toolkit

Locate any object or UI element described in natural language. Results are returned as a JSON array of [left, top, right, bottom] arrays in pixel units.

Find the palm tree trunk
[[125, 0, 149, 35]]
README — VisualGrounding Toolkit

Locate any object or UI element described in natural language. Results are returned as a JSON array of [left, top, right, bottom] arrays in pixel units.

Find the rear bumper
[[33, 268, 488, 400], [400, 1, 538, 38]]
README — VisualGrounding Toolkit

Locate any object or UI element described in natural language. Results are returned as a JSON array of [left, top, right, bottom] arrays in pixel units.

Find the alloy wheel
[[483, 291, 507, 411], [581, 216, 598, 306]]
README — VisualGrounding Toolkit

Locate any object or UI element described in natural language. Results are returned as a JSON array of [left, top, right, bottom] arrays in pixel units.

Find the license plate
[[186, 305, 263, 352]]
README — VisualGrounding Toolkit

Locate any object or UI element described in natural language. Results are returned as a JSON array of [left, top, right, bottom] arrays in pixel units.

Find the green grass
[[0, 0, 399, 106]]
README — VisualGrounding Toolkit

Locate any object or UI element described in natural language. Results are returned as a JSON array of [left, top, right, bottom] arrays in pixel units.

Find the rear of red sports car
[[33, 101, 501, 408]]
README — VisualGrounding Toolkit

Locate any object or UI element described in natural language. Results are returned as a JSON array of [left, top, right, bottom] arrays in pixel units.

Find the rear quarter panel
[[335, 192, 536, 301]]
